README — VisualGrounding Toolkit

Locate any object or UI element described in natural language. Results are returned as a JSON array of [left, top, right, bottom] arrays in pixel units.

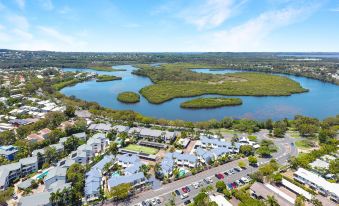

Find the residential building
[[128, 127, 177, 143], [294, 168, 339, 202], [44, 166, 67, 188], [88, 123, 112, 132], [0, 145, 18, 160], [107, 172, 146, 191], [0, 156, 38, 190], [250, 182, 293, 206], [199, 136, 240, 153], [18, 191, 51, 206]]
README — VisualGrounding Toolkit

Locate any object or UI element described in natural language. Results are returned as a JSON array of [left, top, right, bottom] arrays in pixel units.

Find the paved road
[[104, 132, 297, 206]]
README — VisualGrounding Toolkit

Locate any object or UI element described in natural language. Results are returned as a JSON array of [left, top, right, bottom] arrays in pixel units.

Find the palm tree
[[265, 195, 279, 206]]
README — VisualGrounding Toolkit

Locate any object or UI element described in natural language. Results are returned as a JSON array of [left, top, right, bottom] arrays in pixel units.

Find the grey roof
[[45, 180, 71, 193], [125, 161, 142, 175], [112, 125, 130, 133], [108, 172, 145, 188], [75, 110, 92, 118], [87, 137, 101, 145], [171, 152, 197, 163], [200, 136, 241, 149], [92, 133, 106, 139], [18, 178, 34, 190], [57, 158, 75, 168], [195, 147, 214, 163], [139, 128, 163, 137], [88, 123, 111, 131], [73, 132, 86, 139], [117, 154, 140, 165], [32, 148, 45, 156], [92, 155, 114, 171], [85, 166, 102, 196], [18, 191, 51, 206], [58, 136, 69, 144], [211, 147, 230, 156], [50, 143, 64, 151], [161, 157, 174, 175], [19, 156, 38, 166], [44, 167, 67, 182], [0, 162, 21, 186], [78, 143, 92, 151]]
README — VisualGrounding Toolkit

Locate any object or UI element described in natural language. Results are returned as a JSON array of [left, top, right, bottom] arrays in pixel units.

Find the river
[[60, 65, 339, 121]]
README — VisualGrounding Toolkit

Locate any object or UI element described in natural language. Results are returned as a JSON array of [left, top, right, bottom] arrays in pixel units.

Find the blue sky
[[0, 0, 338, 52]]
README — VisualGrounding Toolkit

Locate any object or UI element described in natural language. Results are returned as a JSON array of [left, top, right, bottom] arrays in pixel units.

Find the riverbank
[[87, 65, 127, 72], [180, 97, 242, 109]]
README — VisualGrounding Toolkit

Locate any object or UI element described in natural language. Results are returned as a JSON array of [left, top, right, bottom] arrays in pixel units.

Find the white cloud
[[38, 26, 74, 45], [59, 5, 71, 14], [39, 0, 54, 11], [7, 14, 29, 30], [14, 0, 25, 10], [179, 0, 246, 30], [203, 4, 319, 51], [329, 7, 339, 12], [36, 26, 87, 51], [12, 28, 33, 40]]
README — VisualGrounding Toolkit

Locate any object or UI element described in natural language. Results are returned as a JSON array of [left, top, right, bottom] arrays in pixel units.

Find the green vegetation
[[117, 92, 140, 103], [180, 97, 242, 109], [107, 183, 131, 200], [52, 79, 84, 90], [96, 75, 122, 82], [0, 187, 14, 205], [289, 142, 338, 169], [295, 139, 316, 149], [136, 63, 308, 104], [124, 144, 158, 155], [88, 65, 126, 72]]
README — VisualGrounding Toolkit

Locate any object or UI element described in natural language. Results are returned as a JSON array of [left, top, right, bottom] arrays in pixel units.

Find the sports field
[[124, 144, 159, 155]]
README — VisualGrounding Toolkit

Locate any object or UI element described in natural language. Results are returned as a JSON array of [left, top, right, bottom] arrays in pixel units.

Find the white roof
[[209, 194, 233, 206], [282, 179, 312, 200], [295, 168, 339, 197]]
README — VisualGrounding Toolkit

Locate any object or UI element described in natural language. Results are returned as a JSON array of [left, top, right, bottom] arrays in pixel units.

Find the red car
[[216, 173, 224, 179], [231, 182, 237, 189], [182, 187, 188, 193]]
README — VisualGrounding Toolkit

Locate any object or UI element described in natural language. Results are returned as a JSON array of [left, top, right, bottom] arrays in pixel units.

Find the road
[[103, 132, 297, 206]]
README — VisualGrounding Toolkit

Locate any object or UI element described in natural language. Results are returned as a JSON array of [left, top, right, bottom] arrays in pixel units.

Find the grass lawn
[[124, 144, 158, 155], [287, 130, 301, 138], [295, 139, 316, 149]]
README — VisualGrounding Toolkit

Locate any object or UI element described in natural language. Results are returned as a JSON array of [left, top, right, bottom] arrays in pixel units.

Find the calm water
[[61, 65, 339, 121]]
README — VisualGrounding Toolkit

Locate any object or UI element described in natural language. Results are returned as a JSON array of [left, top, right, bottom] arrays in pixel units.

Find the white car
[[151, 198, 157, 205], [207, 177, 213, 183], [181, 193, 189, 199], [192, 182, 199, 189]]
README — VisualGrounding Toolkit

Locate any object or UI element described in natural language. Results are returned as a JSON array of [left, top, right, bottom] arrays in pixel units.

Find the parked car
[[235, 180, 242, 186], [175, 190, 181, 196], [181, 193, 189, 199], [141, 201, 147, 206], [192, 182, 199, 189], [156, 197, 161, 204], [207, 177, 213, 182], [227, 183, 233, 190], [182, 187, 188, 193], [231, 182, 237, 189], [184, 200, 191, 205], [204, 178, 210, 183], [186, 186, 191, 192], [223, 171, 229, 176], [151, 198, 157, 205]]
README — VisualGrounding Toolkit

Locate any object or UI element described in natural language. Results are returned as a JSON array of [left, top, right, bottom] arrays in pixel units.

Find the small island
[[117, 92, 140, 103], [96, 75, 122, 82], [180, 97, 242, 109]]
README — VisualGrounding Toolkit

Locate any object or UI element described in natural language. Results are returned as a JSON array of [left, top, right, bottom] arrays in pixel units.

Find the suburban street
[[103, 133, 297, 206]]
